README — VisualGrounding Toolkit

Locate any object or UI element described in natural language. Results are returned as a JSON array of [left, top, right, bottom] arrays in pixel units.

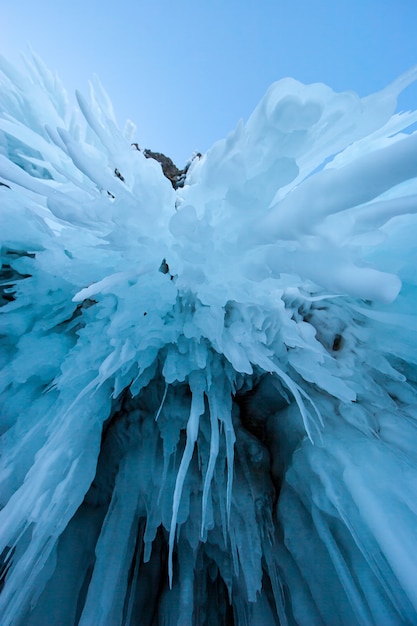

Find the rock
[[132, 146, 202, 189]]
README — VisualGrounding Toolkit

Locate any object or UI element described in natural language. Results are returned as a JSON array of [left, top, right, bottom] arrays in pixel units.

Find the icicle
[[168, 371, 205, 586], [201, 385, 220, 537], [155, 382, 169, 421], [224, 417, 235, 524]]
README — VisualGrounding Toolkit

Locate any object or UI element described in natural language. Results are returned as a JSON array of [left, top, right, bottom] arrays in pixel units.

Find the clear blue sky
[[2, 1, 417, 165]]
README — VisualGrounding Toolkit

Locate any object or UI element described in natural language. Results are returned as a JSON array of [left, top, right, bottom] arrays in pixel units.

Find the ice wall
[[1, 53, 417, 625]]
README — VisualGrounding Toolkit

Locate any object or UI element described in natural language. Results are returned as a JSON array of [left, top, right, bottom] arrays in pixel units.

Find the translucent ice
[[1, 53, 417, 625]]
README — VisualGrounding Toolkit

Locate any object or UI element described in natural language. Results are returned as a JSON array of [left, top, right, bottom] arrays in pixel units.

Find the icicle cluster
[[1, 53, 417, 625]]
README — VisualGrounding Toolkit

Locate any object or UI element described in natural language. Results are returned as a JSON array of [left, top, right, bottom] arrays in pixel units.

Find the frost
[[1, 54, 417, 625]]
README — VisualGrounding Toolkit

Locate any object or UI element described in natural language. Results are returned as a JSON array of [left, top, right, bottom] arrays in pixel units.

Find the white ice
[[1, 52, 417, 625]]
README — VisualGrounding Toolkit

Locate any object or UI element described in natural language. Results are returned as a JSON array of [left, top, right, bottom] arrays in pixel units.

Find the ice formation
[[1, 53, 417, 626]]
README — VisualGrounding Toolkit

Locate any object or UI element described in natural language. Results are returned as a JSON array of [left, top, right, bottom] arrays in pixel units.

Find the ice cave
[[1, 53, 417, 625]]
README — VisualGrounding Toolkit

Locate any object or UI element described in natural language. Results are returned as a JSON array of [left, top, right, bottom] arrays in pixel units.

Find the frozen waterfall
[[1, 53, 417, 625]]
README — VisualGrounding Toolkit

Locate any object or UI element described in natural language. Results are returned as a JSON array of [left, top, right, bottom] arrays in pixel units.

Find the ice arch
[[1, 54, 417, 625]]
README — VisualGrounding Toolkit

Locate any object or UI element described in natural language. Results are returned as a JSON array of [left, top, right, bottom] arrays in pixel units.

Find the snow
[[1, 52, 417, 625]]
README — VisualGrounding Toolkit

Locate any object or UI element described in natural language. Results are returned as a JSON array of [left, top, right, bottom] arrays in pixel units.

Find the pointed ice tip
[[390, 64, 417, 97], [364, 64, 417, 114], [168, 544, 174, 589], [75, 89, 85, 108]]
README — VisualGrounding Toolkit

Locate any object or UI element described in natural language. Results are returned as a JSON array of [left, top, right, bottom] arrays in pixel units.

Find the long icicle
[[168, 371, 205, 587]]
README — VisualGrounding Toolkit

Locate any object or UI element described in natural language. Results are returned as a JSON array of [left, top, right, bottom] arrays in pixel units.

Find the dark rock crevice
[[132, 144, 201, 189]]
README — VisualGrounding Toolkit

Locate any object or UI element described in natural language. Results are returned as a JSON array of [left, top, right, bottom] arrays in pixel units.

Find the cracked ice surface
[[1, 53, 417, 625]]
